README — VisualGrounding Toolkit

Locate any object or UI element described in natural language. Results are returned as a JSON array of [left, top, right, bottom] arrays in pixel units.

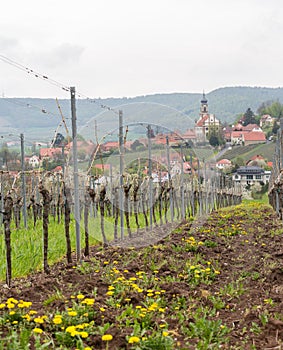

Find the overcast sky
[[0, 0, 282, 99]]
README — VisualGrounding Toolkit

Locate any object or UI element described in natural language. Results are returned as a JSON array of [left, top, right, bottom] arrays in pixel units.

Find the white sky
[[0, 0, 282, 98]]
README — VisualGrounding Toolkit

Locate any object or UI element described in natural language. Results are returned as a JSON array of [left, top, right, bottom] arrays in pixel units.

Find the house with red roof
[[216, 159, 232, 171], [182, 129, 196, 143], [260, 114, 274, 127], [243, 131, 266, 146], [242, 124, 262, 132], [39, 148, 66, 159], [231, 131, 244, 145], [94, 163, 111, 171], [102, 141, 133, 152]]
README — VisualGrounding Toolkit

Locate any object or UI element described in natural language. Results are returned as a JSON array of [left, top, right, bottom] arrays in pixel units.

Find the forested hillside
[[1, 86, 283, 141]]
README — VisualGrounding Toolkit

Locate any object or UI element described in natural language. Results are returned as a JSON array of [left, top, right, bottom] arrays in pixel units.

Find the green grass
[[222, 142, 275, 162], [0, 206, 181, 281]]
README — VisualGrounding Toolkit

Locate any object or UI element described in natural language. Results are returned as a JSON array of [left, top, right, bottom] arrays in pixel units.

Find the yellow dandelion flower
[[162, 331, 169, 336], [53, 317, 62, 325], [128, 336, 140, 343], [77, 294, 85, 300], [34, 317, 44, 324], [33, 327, 43, 334], [80, 331, 88, 338], [68, 311, 77, 316], [22, 314, 31, 322], [7, 298, 18, 304], [102, 334, 113, 341], [29, 310, 37, 315]]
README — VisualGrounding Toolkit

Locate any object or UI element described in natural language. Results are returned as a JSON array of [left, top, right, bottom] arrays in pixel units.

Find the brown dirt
[[1, 203, 283, 349]]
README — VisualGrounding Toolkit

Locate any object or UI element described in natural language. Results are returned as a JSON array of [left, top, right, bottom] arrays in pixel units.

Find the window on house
[[255, 175, 262, 179], [247, 175, 253, 180]]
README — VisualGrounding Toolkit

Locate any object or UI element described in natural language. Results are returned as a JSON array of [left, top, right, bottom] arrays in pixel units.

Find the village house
[[28, 155, 40, 168], [232, 166, 271, 187], [39, 147, 66, 160], [260, 114, 274, 127], [102, 141, 133, 152], [216, 159, 232, 171], [231, 131, 244, 145], [182, 129, 196, 144], [243, 131, 266, 146], [242, 124, 263, 132]]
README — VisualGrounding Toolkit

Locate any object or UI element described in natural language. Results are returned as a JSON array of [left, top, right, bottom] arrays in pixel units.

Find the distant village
[[0, 93, 277, 196]]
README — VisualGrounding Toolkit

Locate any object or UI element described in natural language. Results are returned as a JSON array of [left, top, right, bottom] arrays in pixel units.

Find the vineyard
[[1, 98, 283, 349], [0, 141, 242, 287]]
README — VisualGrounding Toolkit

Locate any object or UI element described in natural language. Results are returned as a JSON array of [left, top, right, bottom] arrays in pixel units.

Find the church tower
[[200, 91, 208, 116]]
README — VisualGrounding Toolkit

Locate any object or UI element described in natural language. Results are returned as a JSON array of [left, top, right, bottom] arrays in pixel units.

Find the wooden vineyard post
[[119, 110, 124, 239], [113, 186, 119, 241], [39, 183, 51, 274], [123, 180, 132, 237], [70, 86, 81, 263], [30, 195, 37, 227], [180, 145, 185, 220], [64, 183, 72, 264], [99, 185, 107, 244], [147, 124, 153, 230], [84, 188, 91, 257], [3, 193, 13, 287], [166, 136, 174, 223], [133, 176, 140, 232], [20, 133, 27, 229]]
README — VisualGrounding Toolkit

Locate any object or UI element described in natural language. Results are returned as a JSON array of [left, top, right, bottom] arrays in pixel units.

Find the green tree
[[257, 100, 283, 119], [243, 108, 256, 126], [272, 120, 280, 135], [232, 156, 245, 172], [208, 126, 225, 147], [209, 134, 220, 147]]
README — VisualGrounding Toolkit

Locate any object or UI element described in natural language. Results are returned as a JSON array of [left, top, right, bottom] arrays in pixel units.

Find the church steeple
[[200, 91, 208, 116]]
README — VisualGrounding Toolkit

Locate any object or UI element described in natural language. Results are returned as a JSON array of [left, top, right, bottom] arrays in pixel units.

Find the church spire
[[201, 90, 207, 104], [200, 90, 208, 115]]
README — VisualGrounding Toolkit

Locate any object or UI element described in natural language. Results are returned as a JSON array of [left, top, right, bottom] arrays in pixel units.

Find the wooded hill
[[1, 86, 283, 142]]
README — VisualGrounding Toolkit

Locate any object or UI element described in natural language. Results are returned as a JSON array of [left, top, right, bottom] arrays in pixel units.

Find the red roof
[[231, 131, 243, 138], [242, 124, 259, 131], [94, 164, 111, 170], [233, 123, 243, 131], [250, 154, 264, 161], [40, 148, 64, 157], [196, 115, 210, 127], [182, 129, 196, 139], [217, 159, 232, 165], [52, 165, 63, 172], [244, 132, 266, 141]]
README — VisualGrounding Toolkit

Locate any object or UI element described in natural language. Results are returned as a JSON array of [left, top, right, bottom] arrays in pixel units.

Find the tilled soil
[[1, 202, 283, 349]]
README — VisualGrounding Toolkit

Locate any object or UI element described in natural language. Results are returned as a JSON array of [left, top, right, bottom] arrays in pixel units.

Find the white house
[[28, 155, 40, 168], [216, 159, 232, 171], [232, 166, 271, 187]]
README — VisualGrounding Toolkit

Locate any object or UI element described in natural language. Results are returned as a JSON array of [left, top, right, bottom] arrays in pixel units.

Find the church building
[[194, 93, 221, 142]]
